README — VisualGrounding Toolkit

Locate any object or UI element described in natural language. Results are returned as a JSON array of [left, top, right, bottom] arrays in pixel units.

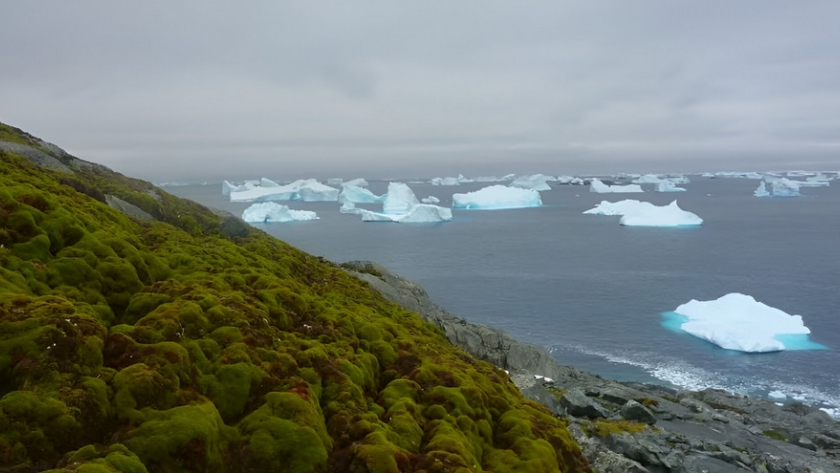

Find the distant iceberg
[[452, 185, 542, 210], [589, 178, 644, 194], [242, 202, 318, 223], [327, 178, 344, 186], [222, 180, 256, 196], [754, 182, 771, 197], [703, 172, 764, 179], [656, 181, 687, 193], [421, 196, 440, 204], [511, 174, 552, 191], [584, 200, 702, 227], [230, 179, 340, 202], [357, 182, 452, 223], [360, 204, 452, 223], [668, 293, 823, 353], [342, 178, 370, 188], [382, 182, 421, 214], [754, 178, 802, 197], [339, 185, 383, 204], [430, 174, 473, 186]]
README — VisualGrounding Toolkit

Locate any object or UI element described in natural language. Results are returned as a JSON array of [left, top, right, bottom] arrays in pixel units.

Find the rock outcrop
[[345, 260, 840, 473]]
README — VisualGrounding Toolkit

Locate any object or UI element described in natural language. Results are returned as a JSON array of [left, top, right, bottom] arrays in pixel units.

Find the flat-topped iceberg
[[430, 174, 473, 186], [452, 185, 542, 210], [656, 181, 687, 192], [584, 200, 702, 227], [590, 178, 644, 193], [511, 174, 552, 191], [339, 185, 384, 203], [230, 179, 340, 202], [242, 202, 318, 223], [668, 293, 823, 353], [360, 204, 452, 223]]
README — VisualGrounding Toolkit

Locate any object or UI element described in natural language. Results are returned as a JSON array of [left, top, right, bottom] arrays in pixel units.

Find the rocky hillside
[[345, 261, 840, 473], [0, 122, 591, 473]]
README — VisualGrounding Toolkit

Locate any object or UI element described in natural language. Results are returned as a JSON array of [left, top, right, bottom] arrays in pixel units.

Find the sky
[[2, 1, 839, 182]]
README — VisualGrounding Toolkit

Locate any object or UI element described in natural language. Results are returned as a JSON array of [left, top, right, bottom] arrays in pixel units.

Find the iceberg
[[339, 201, 362, 215], [361, 204, 452, 223], [589, 178, 644, 194], [339, 185, 384, 204], [382, 182, 421, 214], [669, 293, 823, 353], [430, 174, 473, 186], [242, 202, 318, 223], [222, 180, 255, 196], [452, 185, 542, 210], [342, 178, 369, 188], [584, 200, 702, 227], [230, 179, 340, 202], [327, 178, 344, 186], [767, 178, 801, 197], [656, 181, 687, 192], [754, 182, 771, 197], [421, 196, 440, 204], [631, 174, 665, 184], [511, 174, 552, 191]]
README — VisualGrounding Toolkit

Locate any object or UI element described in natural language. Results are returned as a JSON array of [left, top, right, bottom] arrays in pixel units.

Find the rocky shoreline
[[344, 261, 840, 473]]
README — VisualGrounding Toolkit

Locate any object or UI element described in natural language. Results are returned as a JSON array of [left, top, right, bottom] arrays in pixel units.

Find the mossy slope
[[0, 123, 591, 472]]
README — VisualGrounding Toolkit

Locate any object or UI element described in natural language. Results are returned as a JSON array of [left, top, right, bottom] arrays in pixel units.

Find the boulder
[[561, 388, 610, 418], [620, 400, 657, 425]]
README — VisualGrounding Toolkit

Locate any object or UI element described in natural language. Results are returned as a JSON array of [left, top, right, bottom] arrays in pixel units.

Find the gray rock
[[621, 400, 657, 425], [600, 386, 645, 406], [520, 383, 565, 417], [795, 436, 818, 451], [561, 388, 611, 418], [0, 141, 72, 173], [105, 194, 154, 221], [812, 433, 840, 449]]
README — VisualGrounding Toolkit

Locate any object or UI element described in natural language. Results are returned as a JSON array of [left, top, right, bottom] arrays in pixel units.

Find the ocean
[[167, 175, 840, 416]]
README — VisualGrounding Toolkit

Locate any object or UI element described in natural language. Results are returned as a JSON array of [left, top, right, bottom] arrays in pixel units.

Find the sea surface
[[167, 176, 840, 416]]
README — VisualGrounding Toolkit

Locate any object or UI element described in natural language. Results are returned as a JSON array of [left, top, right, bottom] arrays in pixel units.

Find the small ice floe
[[768, 390, 787, 401]]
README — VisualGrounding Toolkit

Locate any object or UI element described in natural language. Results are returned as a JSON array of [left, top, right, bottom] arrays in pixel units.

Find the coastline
[[343, 260, 840, 473]]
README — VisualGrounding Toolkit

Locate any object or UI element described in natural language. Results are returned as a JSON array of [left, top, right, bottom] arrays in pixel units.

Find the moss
[[583, 419, 649, 438], [763, 429, 787, 441], [0, 134, 592, 473], [637, 397, 659, 408]]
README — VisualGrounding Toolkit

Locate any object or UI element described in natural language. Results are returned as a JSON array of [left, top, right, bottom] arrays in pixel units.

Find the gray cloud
[[1, 1, 839, 181]]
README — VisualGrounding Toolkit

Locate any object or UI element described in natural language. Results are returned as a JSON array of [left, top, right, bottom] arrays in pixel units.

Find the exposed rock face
[[346, 260, 840, 473], [105, 194, 155, 220], [0, 141, 72, 172]]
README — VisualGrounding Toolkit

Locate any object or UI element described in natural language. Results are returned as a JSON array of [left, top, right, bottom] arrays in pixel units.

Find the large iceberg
[[669, 293, 822, 353], [511, 174, 552, 191], [339, 185, 384, 204], [589, 178, 644, 193], [242, 202, 318, 223], [761, 178, 801, 197], [452, 185, 542, 210], [230, 179, 340, 202], [754, 182, 771, 197], [584, 200, 702, 227]]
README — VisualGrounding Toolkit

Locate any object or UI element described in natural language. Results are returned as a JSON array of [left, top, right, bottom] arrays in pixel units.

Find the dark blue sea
[[167, 176, 840, 416]]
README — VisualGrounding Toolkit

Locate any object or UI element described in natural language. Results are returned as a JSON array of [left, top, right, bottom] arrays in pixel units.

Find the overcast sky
[[2, 1, 839, 181]]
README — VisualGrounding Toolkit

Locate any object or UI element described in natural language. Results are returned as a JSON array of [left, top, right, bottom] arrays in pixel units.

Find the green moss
[[763, 429, 787, 441], [0, 133, 592, 473], [583, 419, 649, 438]]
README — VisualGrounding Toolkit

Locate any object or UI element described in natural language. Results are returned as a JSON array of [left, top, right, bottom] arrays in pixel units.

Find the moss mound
[[0, 123, 591, 472]]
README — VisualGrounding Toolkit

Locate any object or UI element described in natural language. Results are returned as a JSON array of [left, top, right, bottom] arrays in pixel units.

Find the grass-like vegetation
[[0, 124, 591, 472], [581, 419, 650, 439]]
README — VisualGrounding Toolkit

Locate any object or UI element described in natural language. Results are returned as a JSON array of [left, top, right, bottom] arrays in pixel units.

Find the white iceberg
[[382, 182, 421, 214], [342, 178, 369, 188], [327, 178, 344, 186], [656, 181, 687, 193], [768, 391, 787, 400], [421, 196, 440, 204], [672, 293, 818, 353], [511, 174, 552, 191], [590, 179, 644, 194], [339, 185, 384, 204], [360, 204, 452, 223], [767, 178, 801, 197], [584, 200, 702, 227], [632, 174, 665, 184], [230, 179, 340, 202], [222, 180, 255, 196], [452, 185, 542, 210], [754, 182, 771, 197], [430, 173, 473, 186], [339, 201, 363, 215], [242, 202, 318, 223]]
